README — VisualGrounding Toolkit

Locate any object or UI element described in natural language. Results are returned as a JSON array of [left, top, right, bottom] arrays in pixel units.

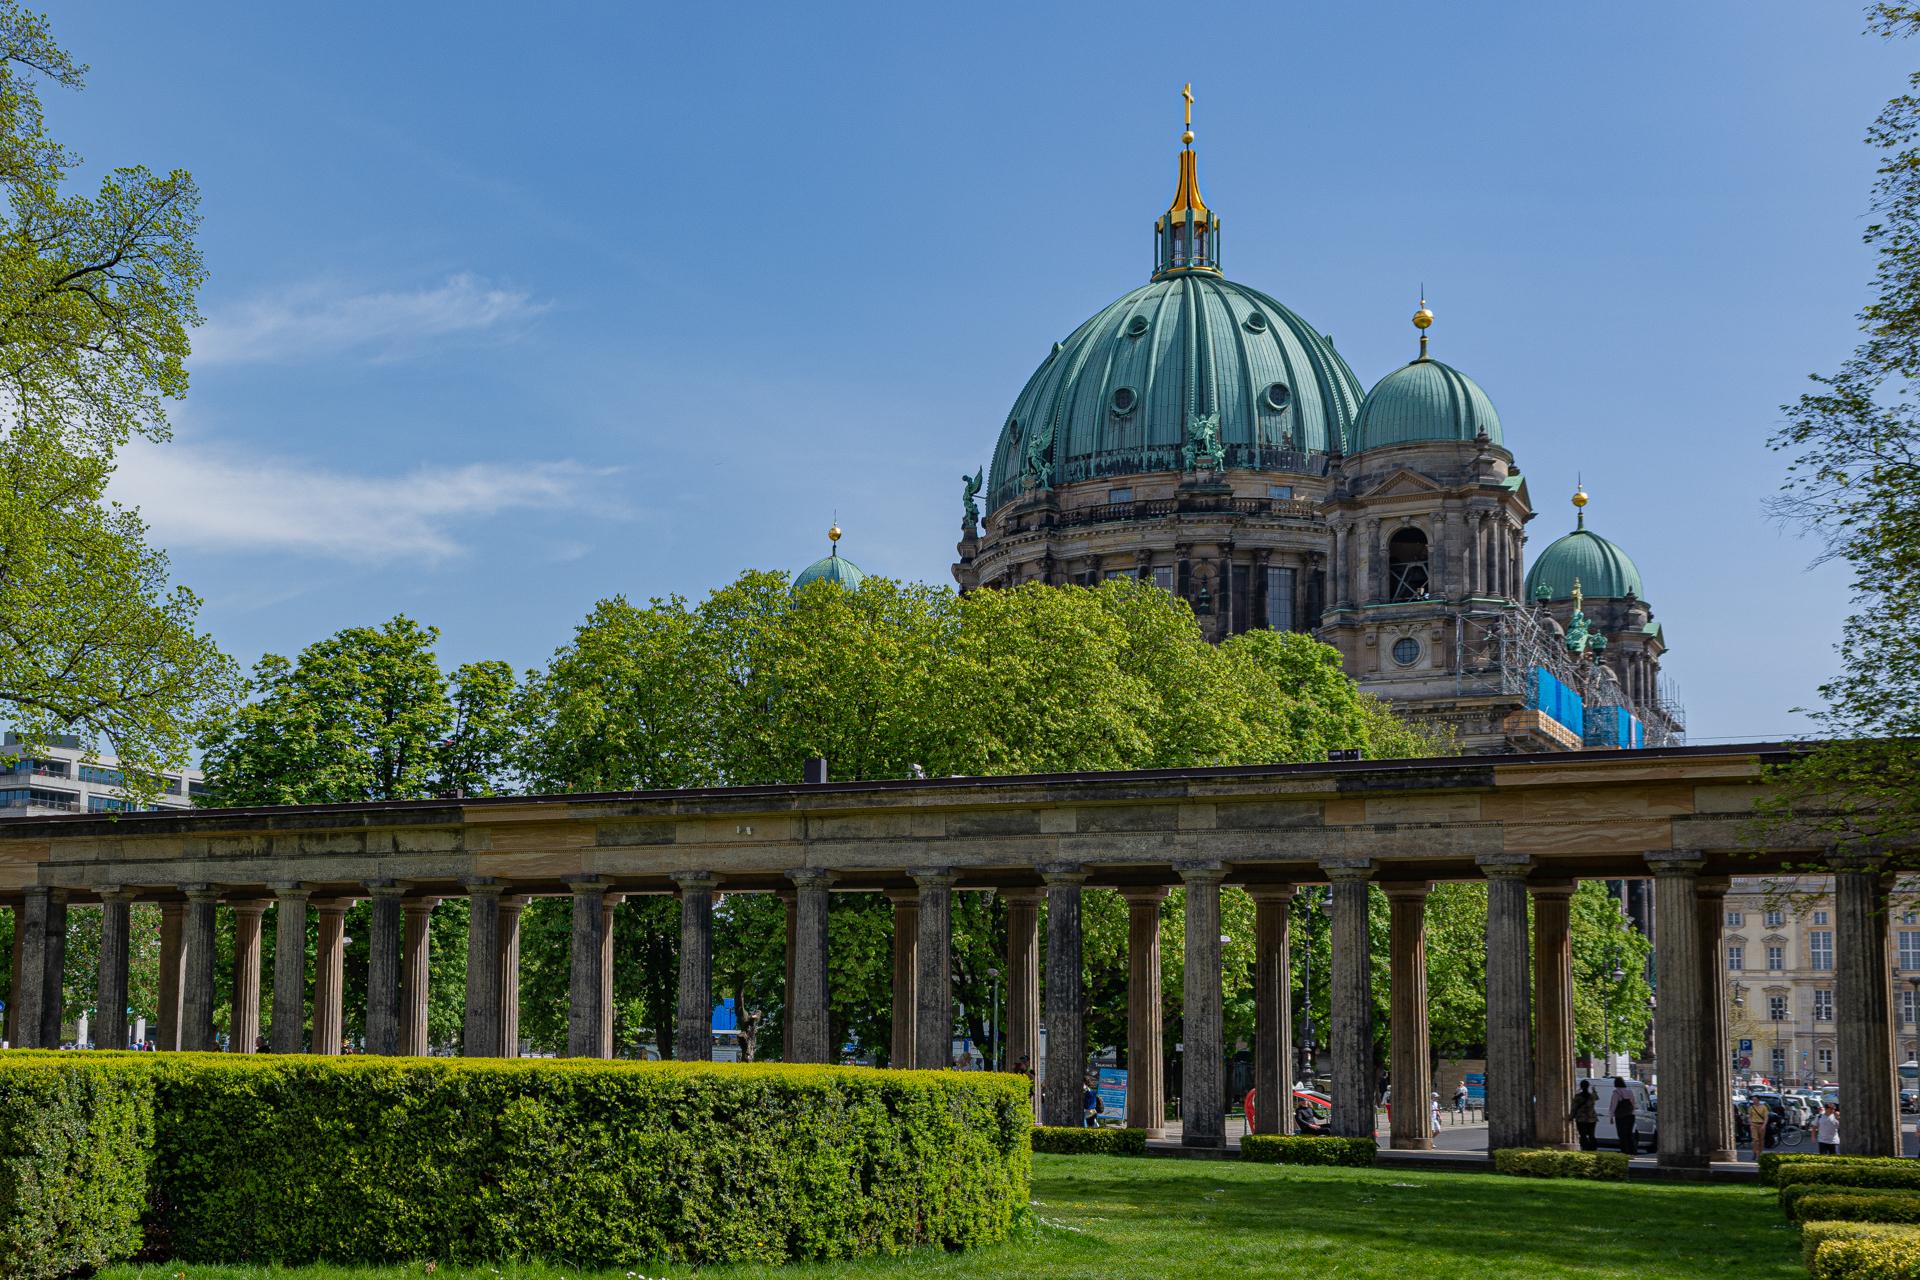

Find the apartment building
[[0, 732, 205, 816]]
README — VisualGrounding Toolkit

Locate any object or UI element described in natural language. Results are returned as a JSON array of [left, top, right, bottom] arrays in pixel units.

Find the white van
[[1577, 1077, 1657, 1151]]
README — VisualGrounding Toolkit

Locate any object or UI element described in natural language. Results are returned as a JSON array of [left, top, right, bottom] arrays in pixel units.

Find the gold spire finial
[[828, 523, 842, 544], [1572, 479, 1588, 529], [1182, 83, 1194, 145], [1412, 293, 1433, 360]]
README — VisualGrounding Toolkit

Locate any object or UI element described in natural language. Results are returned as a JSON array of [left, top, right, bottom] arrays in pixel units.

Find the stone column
[[312, 899, 350, 1055], [156, 900, 183, 1051], [1005, 887, 1042, 1108], [177, 886, 219, 1052], [463, 881, 503, 1058], [1531, 881, 1577, 1150], [788, 869, 833, 1064], [1325, 860, 1375, 1138], [96, 889, 134, 1052], [1122, 886, 1168, 1137], [599, 893, 620, 1058], [1332, 524, 1350, 606], [230, 899, 267, 1054], [567, 879, 607, 1058], [500, 894, 527, 1058], [37, 891, 65, 1049], [1042, 866, 1087, 1128], [1834, 848, 1900, 1157], [781, 890, 797, 1060], [1385, 881, 1433, 1150], [887, 889, 919, 1068], [1648, 851, 1708, 1166], [675, 872, 717, 1062], [912, 868, 956, 1070], [1250, 885, 1294, 1134], [269, 886, 309, 1053], [1696, 877, 1734, 1163], [400, 898, 436, 1055], [7, 910, 21, 1047], [13, 888, 55, 1049], [1180, 865, 1227, 1147], [1482, 856, 1535, 1151], [365, 884, 404, 1056]]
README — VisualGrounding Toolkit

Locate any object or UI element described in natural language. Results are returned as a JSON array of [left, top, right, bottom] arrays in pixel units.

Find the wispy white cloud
[[111, 438, 618, 564], [193, 273, 546, 365]]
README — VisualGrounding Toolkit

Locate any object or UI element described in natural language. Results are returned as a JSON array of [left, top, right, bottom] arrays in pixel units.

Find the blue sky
[[45, 1, 1907, 742]]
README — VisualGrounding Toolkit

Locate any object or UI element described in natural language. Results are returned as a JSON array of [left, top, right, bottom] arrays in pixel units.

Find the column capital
[[1001, 886, 1045, 906], [402, 896, 442, 915], [499, 893, 532, 912], [1526, 880, 1577, 903], [1475, 854, 1531, 879], [1120, 885, 1170, 906], [1828, 841, 1890, 873], [1645, 849, 1707, 876], [97, 885, 139, 905], [672, 870, 718, 893], [908, 866, 958, 889], [368, 881, 407, 901], [464, 877, 505, 898], [1695, 876, 1732, 899], [1247, 883, 1298, 906], [884, 886, 920, 906], [313, 898, 355, 916], [1176, 861, 1227, 886], [271, 882, 312, 902], [183, 883, 219, 903], [228, 897, 271, 915], [1039, 864, 1087, 886], [1380, 880, 1434, 901], [1321, 858, 1372, 882], [787, 867, 834, 891], [565, 876, 607, 894]]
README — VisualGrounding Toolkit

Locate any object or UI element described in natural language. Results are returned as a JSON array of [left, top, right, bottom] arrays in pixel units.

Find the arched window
[[1387, 528, 1430, 601]]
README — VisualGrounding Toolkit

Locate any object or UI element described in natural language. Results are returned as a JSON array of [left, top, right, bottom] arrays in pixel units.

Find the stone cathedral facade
[[950, 109, 1682, 755]]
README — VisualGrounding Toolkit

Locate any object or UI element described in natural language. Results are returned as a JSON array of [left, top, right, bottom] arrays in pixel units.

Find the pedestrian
[[1082, 1077, 1103, 1128], [1816, 1102, 1841, 1156], [1452, 1080, 1468, 1122], [1570, 1080, 1599, 1151], [1429, 1091, 1442, 1134], [1609, 1077, 1639, 1156], [1748, 1096, 1772, 1155]]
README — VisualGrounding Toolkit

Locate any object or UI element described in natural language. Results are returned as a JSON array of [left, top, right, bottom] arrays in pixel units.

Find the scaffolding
[[1450, 604, 1685, 749]]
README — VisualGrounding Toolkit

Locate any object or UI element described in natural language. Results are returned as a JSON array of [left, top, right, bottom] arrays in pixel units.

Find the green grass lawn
[[101, 1155, 1804, 1280]]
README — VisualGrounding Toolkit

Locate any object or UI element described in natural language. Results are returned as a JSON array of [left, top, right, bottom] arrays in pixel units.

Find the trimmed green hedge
[[1782, 1184, 1920, 1222], [1795, 1193, 1920, 1228], [1761, 1151, 1822, 1185], [1240, 1134, 1376, 1167], [1801, 1222, 1920, 1271], [1031, 1126, 1148, 1155], [1492, 1148, 1629, 1181], [1806, 1222, 1920, 1279], [1778, 1159, 1920, 1194], [0, 1057, 155, 1280], [0, 1052, 1030, 1270]]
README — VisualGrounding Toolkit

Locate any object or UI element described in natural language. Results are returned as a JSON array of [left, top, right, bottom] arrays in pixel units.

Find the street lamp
[[1602, 957, 1625, 1074], [1299, 888, 1327, 1084]]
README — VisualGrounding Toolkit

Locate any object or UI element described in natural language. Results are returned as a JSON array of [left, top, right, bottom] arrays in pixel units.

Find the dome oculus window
[[1244, 312, 1269, 333], [1392, 637, 1421, 666], [1126, 315, 1150, 337], [1264, 382, 1292, 412], [1110, 386, 1138, 416]]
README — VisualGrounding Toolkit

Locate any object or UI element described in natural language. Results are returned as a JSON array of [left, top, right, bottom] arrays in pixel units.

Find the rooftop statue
[[1183, 412, 1225, 472], [962, 468, 984, 530]]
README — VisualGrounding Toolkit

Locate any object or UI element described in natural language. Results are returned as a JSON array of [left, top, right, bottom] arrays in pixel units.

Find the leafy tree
[[0, 3, 235, 791], [1762, 5, 1920, 856]]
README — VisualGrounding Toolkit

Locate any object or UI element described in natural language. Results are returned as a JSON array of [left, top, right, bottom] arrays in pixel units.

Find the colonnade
[[5, 848, 1905, 1165]]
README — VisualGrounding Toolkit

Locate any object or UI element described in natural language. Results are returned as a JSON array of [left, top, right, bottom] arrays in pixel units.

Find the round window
[[1127, 315, 1150, 337], [1264, 382, 1292, 411], [1111, 386, 1138, 415], [1244, 312, 1269, 333], [1392, 637, 1421, 667]]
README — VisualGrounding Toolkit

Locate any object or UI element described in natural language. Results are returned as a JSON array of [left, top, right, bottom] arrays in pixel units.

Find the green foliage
[[1780, 1182, 1917, 1220], [1030, 1126, 1148, 1156], [1807, 1224, 1920, 1280], [1761, 1150, 1825, 1185], [0, 1057, 155, 1279], [1238, 1134, 1376, 1166], [1491, 1148, 1629, 1181], [1778, 1158, 1920, 1193], [0, 4, 237, 793], [1794, 1192, 1920, 1227]]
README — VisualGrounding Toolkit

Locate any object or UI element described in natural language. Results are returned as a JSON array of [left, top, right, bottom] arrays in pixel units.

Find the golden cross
[[1182, 83, 1194, 127]]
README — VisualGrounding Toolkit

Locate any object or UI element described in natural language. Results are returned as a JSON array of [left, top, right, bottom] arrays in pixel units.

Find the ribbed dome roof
[[794, 548, 866, 592], [1352, 357, 1502, 454], [984, 274, 1365, 513], [1525, 527, 1643, 602]]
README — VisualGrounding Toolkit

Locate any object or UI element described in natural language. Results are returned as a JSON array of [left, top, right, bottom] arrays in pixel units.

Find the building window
[[1901, 931, 1920, 972], [1265, 566, 1296, 632], [1106, 487, 1133, 504], [1727, 944, 1744, 972], [1906, 912, 1918, 926], [1813, 989, 1833, 1021], [1387, 528, 1430, 601], [1267, 484, 1293, 500], [78, 764, 124, 786], [1767, 945, 1784, 972], [1813, 910, 1828, 925], [1764, 910, 1785, 928], [1816, 1047, 1834, 1075], [1726, 910, 1745, 927], [1392, 637, 1421, 666], [1772, 1047, 1788, 1077], [1151, 566, 1174, 593], [1903, 990, 1918, 1027], [1768, 994, 1788, 1021], [1810, 931, 1834, 971], [1103, 569, 1135, 581]]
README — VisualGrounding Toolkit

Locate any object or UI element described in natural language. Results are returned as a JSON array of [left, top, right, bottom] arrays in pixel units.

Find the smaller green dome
[[795, 547, 866, 592], [1352, 357, 1503, 453], [1525, 527, 1643, 602]]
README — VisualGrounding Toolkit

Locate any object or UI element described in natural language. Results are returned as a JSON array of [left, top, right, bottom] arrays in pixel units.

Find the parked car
[[1902, 1090, 1919, 1115]]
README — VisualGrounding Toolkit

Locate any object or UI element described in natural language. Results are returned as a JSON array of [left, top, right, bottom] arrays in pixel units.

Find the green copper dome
[[1352, 355, 1503, 454], [984, 274, 1365, 513], [794, 546, 866, 591], [1525, 526, 1643, 602]]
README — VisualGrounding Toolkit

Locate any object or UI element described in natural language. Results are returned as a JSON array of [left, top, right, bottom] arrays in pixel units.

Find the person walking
[[1815, 1102, 1841, 1156], [1609, 1077, 1639, 1156], [1571, 1080, 1599, 1151], [1429, 1091, 1442, 1135], [1748, 1096, 1772, 1155], [1452, 1080, 1469, 1123]]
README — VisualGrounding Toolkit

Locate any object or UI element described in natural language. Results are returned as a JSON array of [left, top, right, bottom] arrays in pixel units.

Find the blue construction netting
[[1528, 667, 1586, 740], [1582, 706, 1644, 749]]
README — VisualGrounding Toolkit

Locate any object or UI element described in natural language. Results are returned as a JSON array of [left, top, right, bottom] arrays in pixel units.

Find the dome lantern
[[795, 525, 866, 592], [1153, 84, 1222, 281], [1523, 490, 1644, 602]]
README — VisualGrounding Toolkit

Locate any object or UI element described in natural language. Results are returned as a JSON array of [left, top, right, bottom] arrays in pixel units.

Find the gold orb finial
[[828, 524, 842, 543], [1413, 301, 1433, 330], [1182, 129, 1194, 145], [1572, 486, 1588, 509]]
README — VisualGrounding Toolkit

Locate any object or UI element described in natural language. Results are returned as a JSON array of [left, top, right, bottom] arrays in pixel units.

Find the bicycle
[[1776, 1122, 1808, 1149]]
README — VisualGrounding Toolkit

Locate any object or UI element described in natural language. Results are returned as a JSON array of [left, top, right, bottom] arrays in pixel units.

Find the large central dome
[[984, 276, 1364, 512]]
